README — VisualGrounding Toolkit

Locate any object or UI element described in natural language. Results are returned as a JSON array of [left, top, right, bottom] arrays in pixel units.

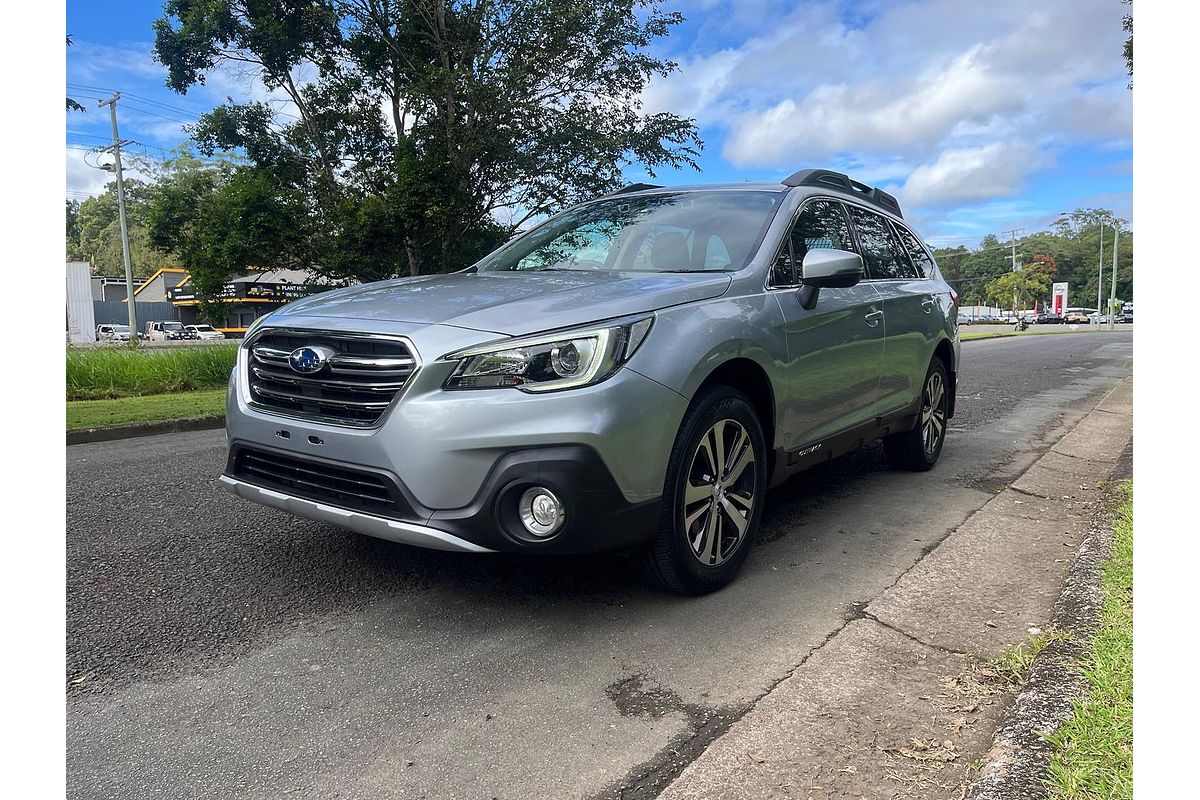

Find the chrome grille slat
[[250, 365, 406, 392], [245, 329, 419, 426], [250, 383, 392, 410]]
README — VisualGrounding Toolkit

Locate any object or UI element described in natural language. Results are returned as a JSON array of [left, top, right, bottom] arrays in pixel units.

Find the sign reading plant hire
[[168, 281, 314, 303]]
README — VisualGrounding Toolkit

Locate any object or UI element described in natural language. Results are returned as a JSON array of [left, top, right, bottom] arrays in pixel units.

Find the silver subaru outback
[[220, 169, 959, 594]]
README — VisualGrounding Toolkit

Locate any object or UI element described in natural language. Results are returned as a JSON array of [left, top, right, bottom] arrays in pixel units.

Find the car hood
[[272, 271, 733, 335]]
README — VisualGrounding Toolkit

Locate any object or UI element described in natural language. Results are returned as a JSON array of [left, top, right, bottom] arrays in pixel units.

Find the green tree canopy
[[151, 0, 702, 295]]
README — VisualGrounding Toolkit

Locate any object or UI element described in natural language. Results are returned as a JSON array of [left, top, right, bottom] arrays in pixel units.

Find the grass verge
[[1044, 481, 1133, 800], [959, 327, 1121, 341], [66, 389, 227, 430], [66, 344, 237, 400]]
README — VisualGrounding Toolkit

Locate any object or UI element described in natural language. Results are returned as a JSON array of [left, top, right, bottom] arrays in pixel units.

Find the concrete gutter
[[66, 414, 225, 446], [657, 376, 1132, 800]]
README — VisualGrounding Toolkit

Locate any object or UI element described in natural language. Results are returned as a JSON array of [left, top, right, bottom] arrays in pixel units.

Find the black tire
[[639, 385, 767, 595], [884, 357, 950, 471]]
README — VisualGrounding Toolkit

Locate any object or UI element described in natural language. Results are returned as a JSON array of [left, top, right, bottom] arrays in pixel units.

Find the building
[[134, 267, 332, 335], [90, 276, 130, 301]]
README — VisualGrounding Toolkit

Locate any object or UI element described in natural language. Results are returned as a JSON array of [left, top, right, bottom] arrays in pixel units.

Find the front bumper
[[221, 441, 663, 554], [218, 474, 493, 552]]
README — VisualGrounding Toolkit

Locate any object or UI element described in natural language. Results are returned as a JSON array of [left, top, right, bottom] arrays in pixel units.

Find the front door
[[771, 198, 885, 449]]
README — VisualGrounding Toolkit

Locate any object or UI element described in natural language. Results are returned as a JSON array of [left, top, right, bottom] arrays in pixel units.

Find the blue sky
[[67, 0, 1133, 245]]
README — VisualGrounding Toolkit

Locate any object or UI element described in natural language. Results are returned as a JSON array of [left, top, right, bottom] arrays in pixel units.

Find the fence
[[92, 301, 178, 328]]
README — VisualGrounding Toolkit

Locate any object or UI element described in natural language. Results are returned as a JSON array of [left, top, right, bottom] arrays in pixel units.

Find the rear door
[[844, 204, 929, 416], [771, 198, 885, 447]]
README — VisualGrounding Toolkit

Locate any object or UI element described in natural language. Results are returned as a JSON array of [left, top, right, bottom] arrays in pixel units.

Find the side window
[[892, 223, 935, 278], [771, 199, 854, 286], [846, 205, 913, 280]]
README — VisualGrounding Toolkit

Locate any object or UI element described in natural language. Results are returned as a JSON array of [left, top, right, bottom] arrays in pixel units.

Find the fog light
[[518, 486, 565, 538]]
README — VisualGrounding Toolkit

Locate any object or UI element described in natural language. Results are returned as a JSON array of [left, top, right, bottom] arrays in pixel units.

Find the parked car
[[1116, 313, 1132, 324], [1035, 312, 1064, 325], [220, 169, 960, 594], [1063, 310, 1092, 324], [146, 320, 196, 341], [185, 324, 227, 341], [96, 323, 132, 342]]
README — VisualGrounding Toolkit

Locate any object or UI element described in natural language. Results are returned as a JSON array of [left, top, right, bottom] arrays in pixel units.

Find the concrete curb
[[963, 505, 1116, 800], [66, 414, 225, 446], [656, 376, 1132, 800]]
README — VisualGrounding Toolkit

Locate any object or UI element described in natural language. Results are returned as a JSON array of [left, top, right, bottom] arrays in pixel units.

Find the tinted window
[[846, 205, 913, 280], [478, 191, 783, 273], [771, 200, 854, 286], [892, 223, 935, 278]]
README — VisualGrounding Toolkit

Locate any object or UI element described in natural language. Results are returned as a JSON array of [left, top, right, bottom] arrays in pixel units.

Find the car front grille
[[230, 446, 409, 517], [245, 329, 418, 426]]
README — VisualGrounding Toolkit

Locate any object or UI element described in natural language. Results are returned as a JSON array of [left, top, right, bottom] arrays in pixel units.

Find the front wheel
[[883, 358, 950, 471], [639, 386, 767, 595]]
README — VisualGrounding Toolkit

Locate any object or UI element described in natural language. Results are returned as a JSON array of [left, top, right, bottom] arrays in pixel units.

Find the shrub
[[66, 344, 238, 400]]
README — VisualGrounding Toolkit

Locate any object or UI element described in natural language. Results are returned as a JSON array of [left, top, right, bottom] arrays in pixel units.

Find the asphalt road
[[66, 331, 1133, 800]]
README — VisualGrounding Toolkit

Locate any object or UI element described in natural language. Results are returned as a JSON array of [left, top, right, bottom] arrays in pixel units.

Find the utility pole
[[1000, 228, 1024, 316], [1096, 224, 1105, 327], [98, 93, 138, 342], [1108, 225, 1119, 331]]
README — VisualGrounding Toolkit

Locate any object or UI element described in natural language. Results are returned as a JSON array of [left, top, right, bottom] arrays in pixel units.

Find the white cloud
[[646, 0, 1131, 219], [66, 148, 154, 200], [899, 142, 1050, 208]]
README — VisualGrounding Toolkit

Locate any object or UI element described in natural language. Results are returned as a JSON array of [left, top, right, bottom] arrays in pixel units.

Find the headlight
[[443, 316, 654, 392]]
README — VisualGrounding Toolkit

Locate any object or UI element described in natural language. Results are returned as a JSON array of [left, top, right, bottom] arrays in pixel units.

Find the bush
[[66, 344, 237, 400]]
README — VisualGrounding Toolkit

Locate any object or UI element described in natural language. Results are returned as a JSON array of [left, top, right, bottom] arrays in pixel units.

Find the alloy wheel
[[682, 419, 757, 566], [921, 371, 947, 456]]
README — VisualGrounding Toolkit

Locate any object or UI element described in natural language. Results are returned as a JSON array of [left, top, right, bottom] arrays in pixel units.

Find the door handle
[[921, 296, 937, 313], [864, 307, 883, 327]]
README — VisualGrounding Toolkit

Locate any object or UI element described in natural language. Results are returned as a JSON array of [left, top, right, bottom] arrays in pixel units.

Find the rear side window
[[846, 205, 916, 280], [771, 200, 854, 286], [892, 223, 936, 278]]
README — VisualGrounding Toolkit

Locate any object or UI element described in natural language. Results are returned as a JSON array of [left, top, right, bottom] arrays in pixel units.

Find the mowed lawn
[[66, 389, 227, 430]]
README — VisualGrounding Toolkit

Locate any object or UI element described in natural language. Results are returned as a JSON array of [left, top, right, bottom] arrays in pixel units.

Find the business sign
[[168, 281, 314, 303], [1052, 282, 1069, 316]]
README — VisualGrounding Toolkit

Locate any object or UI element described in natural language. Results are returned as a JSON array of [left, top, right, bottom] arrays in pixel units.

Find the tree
[[147, 150, 312, 299], [73, 180, 176, 277], [984, 270, 1051, 311], [1123, 0, 1133, 86], [67, 36, 86, 113], [66, 200, 83, 260], [152, 0, 702, 288]]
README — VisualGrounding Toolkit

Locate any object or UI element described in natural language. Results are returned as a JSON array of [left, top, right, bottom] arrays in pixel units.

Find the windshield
[[163, 322, 184, 331], [192, 325, 214, 331], [476, 191, 783, 273], [113, 325, 129, 333]]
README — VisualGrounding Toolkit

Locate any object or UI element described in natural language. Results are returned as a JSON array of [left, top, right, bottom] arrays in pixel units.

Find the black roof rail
[[608, 182, 663, 196], [781, 168, 903, 219]]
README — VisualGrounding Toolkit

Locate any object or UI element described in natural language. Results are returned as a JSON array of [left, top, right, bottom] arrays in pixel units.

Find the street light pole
[[1108, 225, 1119, 331]]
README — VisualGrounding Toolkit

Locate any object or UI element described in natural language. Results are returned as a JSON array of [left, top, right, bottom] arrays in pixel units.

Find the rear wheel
[[884, 358, 949, 471], [639, 386, 767, 595]]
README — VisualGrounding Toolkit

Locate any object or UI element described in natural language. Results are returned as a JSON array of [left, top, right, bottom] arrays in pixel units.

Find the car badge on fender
[[288, 345, 335, 374]]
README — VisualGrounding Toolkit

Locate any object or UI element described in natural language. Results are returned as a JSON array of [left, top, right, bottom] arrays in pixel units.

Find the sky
[[66, 0, 1133, 246]]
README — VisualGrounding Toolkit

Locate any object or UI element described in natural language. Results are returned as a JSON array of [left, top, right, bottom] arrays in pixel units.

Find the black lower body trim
[[225, 441, 661, 554]]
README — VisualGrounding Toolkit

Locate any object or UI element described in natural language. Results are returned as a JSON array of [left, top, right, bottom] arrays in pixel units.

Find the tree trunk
[[405, 236, 422, 278]]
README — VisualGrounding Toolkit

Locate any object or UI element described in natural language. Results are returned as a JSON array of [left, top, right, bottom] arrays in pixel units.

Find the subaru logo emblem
[[288, 345, 334, 374]]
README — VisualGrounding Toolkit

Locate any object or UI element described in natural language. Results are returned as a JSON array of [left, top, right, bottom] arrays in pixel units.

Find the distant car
[[1116, 313, 1132, 324], [1064, 311, 1091, 324], [146, 320, 195, 341], [1036, 312, 1064, 325], [956, 314, 974, 325], [185, 324, 227, 341], [96, 323, 132, 342]]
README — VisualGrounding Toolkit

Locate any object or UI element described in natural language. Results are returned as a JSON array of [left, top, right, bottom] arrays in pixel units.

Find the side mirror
[[797, 249, 864, 310], [801, 248, 863, 288]]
